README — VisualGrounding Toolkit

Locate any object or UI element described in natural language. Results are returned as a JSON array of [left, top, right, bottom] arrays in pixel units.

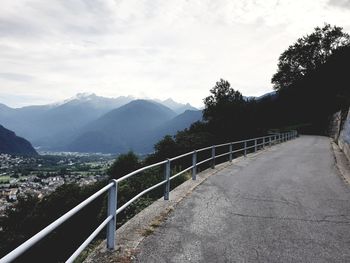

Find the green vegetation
[[0, 151, 189, 262], [108, 151, 141, 180], [0, 176, 10, 184], [272, 24, 350, 91], [0, 154, 114, 179]]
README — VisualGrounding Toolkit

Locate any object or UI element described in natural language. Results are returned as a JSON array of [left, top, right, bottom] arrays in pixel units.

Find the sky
[[0, 0, 350, 108]]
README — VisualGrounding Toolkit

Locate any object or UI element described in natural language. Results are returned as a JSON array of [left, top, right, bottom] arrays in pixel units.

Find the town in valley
[[0, 152, 114, 216]]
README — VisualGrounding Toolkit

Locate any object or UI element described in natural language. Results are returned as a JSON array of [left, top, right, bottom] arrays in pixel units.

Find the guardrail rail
[[0, 131, 298, 263]]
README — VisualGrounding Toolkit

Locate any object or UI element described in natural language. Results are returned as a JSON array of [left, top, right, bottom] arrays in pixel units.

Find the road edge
[[84, 146, 275, 263], [331, 140, 350, 185], [84, 161, 235, 263]]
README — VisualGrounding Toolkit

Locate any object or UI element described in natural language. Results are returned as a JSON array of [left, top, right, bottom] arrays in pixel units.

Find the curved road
[[135, 136, 350, 262]]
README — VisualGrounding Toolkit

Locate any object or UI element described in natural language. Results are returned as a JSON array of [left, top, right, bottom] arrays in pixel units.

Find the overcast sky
[[0, 0, 350, 108]]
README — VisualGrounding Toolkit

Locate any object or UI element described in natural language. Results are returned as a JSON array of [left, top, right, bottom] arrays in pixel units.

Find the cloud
[[0, 92, 49, 108], [0, 73, 34, 82], [0, 0, 350, 107], [328, 0, 350, 8]]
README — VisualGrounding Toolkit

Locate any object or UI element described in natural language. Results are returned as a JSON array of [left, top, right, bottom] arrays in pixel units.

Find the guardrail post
[[263, 137, 266, 148], [254, 139, 257, 152], [192, 151, 197, 180], [211, 146, 215, 169], [269, 136, 272, 147], [244, 141, 247, 157], [107, 180, 117, 250], [229, 143, 233, 162], [164, 159, 171, 200]]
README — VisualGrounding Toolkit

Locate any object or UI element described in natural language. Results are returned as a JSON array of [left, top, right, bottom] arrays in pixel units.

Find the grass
[[141, 207, 175, 237], [73, 239, 103, 263], [141, 227, 155, 237], [0, 175, 10, 184]]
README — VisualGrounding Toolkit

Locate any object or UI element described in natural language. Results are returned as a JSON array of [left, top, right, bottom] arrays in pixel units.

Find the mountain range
[[0, 94, 201, 154], [154, 98, 198, 114]]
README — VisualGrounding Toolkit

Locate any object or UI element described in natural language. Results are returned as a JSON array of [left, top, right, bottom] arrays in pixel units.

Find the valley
[[0, 94, 202, 217], [0, 152, 114, 216]]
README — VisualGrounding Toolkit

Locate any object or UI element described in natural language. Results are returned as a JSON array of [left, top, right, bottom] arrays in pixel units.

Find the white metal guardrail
[[0, 131, 298, 263]]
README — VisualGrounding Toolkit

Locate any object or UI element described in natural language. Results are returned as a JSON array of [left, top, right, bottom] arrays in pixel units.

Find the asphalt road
[[134, 136, 350, 263]]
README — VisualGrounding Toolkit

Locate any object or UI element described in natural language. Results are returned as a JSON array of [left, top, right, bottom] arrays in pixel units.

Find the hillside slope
[[68, 100, 177, 153], [0, 125, 38, 155], [143, 110, 203, 146]]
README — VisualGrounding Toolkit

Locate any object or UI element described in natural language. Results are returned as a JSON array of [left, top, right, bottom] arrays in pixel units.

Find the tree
[[0, 182, 107, 262], [108, 151, 141, 180], [174, 122, 213, 152], [272, 24, 350, 90], [203, 79, 245, 121], [203, 79, 252, 141], [152, 135, 178, 160]]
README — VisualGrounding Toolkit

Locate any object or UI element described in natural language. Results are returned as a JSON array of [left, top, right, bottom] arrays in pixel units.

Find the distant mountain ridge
[[137, 109, 203, 151], [0, 93, 136, 148], [148, 109, 202, 139], [0, 91, 280, 154], [0, 94, 199, 153], [154, 98, 198, 114], [68, 100, 178, 153], [244, 91, 277, 101], [0, 125, 37, 155]]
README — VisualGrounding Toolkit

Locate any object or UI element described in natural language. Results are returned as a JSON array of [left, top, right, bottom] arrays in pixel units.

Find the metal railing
[[0, 131, 298, 263]]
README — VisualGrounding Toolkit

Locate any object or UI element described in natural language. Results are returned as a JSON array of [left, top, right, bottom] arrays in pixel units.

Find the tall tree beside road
[[272, 24, 350, 91]]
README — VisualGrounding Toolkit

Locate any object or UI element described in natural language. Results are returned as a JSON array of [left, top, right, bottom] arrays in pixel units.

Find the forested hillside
[[0, 125, 37, 156]]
